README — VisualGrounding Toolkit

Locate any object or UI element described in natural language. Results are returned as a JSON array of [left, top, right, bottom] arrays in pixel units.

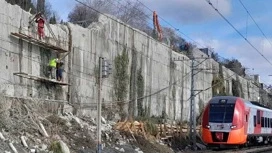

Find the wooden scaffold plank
[[13, 72, 69, 86], [10, 32, 68, 53]]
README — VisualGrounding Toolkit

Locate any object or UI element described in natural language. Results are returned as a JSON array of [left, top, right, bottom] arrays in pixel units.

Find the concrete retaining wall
[[0, 0, 261, 121]]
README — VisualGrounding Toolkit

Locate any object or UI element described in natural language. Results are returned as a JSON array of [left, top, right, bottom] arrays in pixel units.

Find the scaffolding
[[10, 32, 68, 53], [14, 72, 69, 86], [12, 13, 69, 86]]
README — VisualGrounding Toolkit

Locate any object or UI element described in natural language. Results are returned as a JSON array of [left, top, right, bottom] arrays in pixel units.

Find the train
[[201, 96, 272, 148]]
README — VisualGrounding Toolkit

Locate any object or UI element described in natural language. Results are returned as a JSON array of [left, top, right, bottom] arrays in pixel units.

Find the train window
[[257, 110, 260, 124], [254, 116, 256, 127], [265, 118, 267, 128], [261, 117, 264, 127], [270, 119, 272, 128], [246, 115, 248, 122], [267, 118, 269, 128], [209, 104, 235, 123]]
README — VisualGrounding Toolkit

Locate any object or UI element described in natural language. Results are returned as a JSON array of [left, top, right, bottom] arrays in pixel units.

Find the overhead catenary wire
[[135, 0, 205, 48], [0, 40, 207, 106], [0, 0, 264, 110], [238, 0, 272, 48], [206, 0, 272, 67]]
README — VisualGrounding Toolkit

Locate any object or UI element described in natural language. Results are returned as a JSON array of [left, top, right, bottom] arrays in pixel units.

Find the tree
[[36, 0, 57, 22], [162, 27, 185, 51], [223, 59, 246, 77], [5, 0, 58, 23], [117, 0, 149, 32], [68, 0, 149, 32], [5, 0, 36, 14], [36, 0, 45, 14], [49, 13, 57, 24], [68, 4, 97, 28], [211, 52, 221, 63]]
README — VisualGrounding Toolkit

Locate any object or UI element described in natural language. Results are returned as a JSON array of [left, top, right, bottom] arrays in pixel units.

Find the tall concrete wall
[[0, 0, 69, 102], [0, 0, 261, 122]]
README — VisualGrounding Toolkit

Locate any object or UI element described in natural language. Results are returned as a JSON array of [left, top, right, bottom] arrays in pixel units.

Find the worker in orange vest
[[35, 13, 45, 40]]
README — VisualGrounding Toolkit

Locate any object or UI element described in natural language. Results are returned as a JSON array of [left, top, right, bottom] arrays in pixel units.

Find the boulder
[[59, 140, 70, 153]]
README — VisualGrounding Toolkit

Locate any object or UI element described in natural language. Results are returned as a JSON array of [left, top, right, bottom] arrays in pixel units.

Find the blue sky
[[49, 0, 272, 85]]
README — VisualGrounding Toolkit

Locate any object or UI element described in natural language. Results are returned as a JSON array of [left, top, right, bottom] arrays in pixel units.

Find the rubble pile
[[0, 97, 205, 153]]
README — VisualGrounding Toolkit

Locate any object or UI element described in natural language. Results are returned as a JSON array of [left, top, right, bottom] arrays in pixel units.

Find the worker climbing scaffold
[[34, 13, 45, 40], [28, 12, 45, 40], [48, 57, 58, 80]]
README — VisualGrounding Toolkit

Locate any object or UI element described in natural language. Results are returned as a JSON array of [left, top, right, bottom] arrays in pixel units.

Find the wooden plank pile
[[114, 121, 202, 142]]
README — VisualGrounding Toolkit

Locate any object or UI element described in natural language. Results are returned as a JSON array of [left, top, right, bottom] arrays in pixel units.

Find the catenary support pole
[[97, 57, 103, 153], [189, 59, 197, 150]]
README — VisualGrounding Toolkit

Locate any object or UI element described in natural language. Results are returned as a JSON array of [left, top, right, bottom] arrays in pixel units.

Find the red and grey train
[[202, 96, 272, 147]]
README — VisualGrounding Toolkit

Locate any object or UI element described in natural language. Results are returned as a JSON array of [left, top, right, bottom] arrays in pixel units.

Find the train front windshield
[[209, 104, 235, 123]]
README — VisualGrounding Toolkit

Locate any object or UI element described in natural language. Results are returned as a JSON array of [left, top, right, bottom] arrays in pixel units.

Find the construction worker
[[56, 60, 64, 82], [34, 13, 45, 40], [48, 58, 58, 79]]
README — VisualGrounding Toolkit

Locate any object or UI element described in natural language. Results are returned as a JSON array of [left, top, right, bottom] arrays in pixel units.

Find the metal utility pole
[[171, 57, 211, 151], [189, 59, 197, 151], [97, 57, 103, 153], [97, 57, 112, 153]]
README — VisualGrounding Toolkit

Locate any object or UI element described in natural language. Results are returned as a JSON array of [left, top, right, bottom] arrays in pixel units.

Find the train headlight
[[206, 125, 211, 129], [230, 125, 236, 129]]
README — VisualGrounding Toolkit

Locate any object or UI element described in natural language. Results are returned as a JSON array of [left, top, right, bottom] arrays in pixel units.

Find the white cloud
[[141, 0, 231, 24], [196, 37, 272, 84]]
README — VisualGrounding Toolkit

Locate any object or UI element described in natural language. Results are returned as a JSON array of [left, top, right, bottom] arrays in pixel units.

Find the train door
[[244, 108, 250, 134], [254, 110, 262, 134]]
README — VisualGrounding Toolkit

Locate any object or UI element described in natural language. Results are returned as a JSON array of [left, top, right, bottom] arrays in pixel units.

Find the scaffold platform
[[14, 72, 69, 86], [10, 32, 68, 53]]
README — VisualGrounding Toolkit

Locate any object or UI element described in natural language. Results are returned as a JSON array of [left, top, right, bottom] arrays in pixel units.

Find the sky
[[49, 0, 272, 85]]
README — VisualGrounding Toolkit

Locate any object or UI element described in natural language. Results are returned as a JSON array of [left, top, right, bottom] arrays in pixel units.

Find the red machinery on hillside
[[153, 11, 163, 41]]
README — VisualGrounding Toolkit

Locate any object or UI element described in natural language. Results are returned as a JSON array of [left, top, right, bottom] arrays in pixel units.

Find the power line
[[73, 0, 193, 54], [0, 38, 210, 106], [238, 0, 272, 48], [206, 0, 272, 67]]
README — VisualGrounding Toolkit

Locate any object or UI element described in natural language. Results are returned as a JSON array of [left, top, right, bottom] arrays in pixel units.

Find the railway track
[[192, 145, 272, 153]]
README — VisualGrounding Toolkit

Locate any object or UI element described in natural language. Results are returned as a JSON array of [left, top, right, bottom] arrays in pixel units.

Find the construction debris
[[20, 136, 28, 148]]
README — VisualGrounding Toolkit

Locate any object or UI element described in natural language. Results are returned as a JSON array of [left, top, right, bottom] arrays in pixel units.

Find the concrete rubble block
[[59, 140, 70, 153], [0, 132, 6, 141], [30, 149, 36, 153], [108, 121, 116, 126], [36, 139, 42, 144], [119, 148, 125, 152], [8, 142, 18, 153], [105, 133, 110, 141], [72, 116, 83, 128], [101, 117, 106, 124], [38, 121, 49, 137], [40, 144, 47, 151], [62, 104, 73, 114], [20, 136, 28, 148], [90, 118, 96, 125], [116, 140, 126, 146], [133, 121, 140, 126], [114, 147, 119, 150], [101, 124, 112, 132], [135, 148, 144, 153]]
